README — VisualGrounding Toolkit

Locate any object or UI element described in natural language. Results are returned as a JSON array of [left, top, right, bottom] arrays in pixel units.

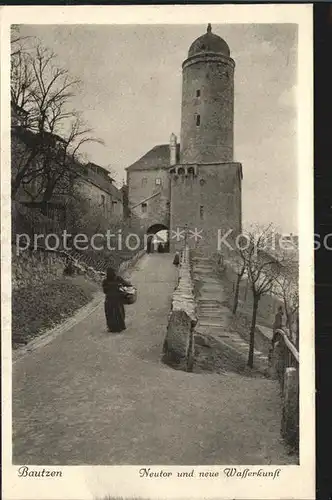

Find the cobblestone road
[[13, 253, 296, 465]]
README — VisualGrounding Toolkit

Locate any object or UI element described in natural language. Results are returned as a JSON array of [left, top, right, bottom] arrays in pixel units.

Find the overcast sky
[[19, 23, 298, 233]]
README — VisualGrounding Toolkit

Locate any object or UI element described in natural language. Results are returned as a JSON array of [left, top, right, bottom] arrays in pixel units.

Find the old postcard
[[1, 4, 314, 500]]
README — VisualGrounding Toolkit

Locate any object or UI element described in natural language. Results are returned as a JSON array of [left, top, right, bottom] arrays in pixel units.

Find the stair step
[[198, 298, 222, 303], [199, 307, 228, 312], [200, 302, 226, 307], [200, 306, 226, 311], [196, 277, 220, 288], [198, 306, 224, 310], [197, 320, 229, 327], [199, 317, 226, 322], [198, 309, 231, 318], [199, 304, 229, 309]]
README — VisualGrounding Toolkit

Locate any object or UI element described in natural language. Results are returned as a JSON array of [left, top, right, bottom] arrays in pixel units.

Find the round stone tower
[[180, 24, 235, 164]]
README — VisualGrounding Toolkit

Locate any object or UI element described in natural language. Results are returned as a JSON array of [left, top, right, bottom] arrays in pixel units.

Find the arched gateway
[[146, 223, 169, 254], [125, 25, 242, 256]]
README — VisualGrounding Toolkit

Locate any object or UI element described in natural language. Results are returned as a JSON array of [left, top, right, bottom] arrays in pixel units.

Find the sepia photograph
[[1, 4, 314, 500]]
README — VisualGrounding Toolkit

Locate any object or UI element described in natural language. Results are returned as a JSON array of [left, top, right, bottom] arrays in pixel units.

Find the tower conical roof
[[188, 24, 230, 58]]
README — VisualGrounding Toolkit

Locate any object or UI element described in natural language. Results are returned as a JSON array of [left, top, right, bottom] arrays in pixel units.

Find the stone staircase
[[192, 256, 269, 373]]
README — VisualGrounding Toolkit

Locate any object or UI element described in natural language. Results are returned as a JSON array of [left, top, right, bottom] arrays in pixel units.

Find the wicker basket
[[119, 285, 137, 305]]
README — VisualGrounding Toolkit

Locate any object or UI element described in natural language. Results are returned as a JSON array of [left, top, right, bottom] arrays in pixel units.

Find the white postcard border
[[1, 4, 314, 500]]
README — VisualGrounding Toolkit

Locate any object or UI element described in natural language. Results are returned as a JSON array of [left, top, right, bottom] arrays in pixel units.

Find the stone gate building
[[126, 24, 243, 255]]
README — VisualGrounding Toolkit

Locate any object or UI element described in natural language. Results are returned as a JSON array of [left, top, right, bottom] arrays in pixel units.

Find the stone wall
[[12, 247, 67, 290], [76, 177, 123, 220], [162, 246, 197, 371], [180, 53, 235, 164], [127, 168, 170, 231], [118, 249, 146, 275], [170, 162, 242, 255]]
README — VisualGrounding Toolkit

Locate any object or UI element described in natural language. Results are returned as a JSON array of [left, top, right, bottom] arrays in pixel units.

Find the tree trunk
[[287, 312, 293, 340], [41, 184, 55, 204], [248, 294, 259, 368], [244, 280, 248, 302], [295, 315, 299, 351], [232, 274, 242, 315], [11, 147, 39, 199]]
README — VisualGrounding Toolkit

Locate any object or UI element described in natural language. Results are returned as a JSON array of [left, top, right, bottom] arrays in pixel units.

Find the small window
[[155, 178, 161, 185], [196, 114, 200, 126], [200, 205, 204, 220], [100, 194, 105, 206], [196, 89, 200, 98], [141, 202, 147, 213], [141, 177, 147, 186]]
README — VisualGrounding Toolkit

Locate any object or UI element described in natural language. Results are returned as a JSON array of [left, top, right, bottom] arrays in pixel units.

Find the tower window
[[200, 205, 204, 220], [141, 177, 147, 186], [155, 177, 161, 185], [141, 202, 147, 213], [196, 114, 201, 126], [196, 89, 200, 98]]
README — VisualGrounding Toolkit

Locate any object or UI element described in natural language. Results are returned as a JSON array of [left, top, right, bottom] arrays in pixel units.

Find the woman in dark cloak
[[102, 267, 131, 333]]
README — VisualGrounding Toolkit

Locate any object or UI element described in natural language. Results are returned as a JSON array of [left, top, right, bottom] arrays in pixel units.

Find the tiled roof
[[87, 162, 115, 183], [126, 144, 180, 172], [12, 126, 66, 146]]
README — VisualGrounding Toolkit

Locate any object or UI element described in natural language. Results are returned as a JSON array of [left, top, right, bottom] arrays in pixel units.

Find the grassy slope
[[12, 275, 99, 348]]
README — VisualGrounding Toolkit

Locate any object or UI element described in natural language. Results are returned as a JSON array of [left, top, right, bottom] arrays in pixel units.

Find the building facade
[[11, 105, 124, 227], [126, 25, 243, 255], [76, 162, 123, 219]]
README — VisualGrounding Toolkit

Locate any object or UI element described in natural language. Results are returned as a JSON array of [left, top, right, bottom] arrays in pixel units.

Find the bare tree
[[39, 115, 104, 206], [231, 250, 246, 315], [241, 225, 283, 368], [10, 25, 34, 57], [12, 43, 80, 135], [274, 255, 299, 346], [11, 49, 36, 112], [11, 39, 103, 204]]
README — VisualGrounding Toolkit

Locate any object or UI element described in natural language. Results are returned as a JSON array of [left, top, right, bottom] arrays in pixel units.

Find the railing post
[[270, 329, 299, 454], [281, 367, 299, 451]]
